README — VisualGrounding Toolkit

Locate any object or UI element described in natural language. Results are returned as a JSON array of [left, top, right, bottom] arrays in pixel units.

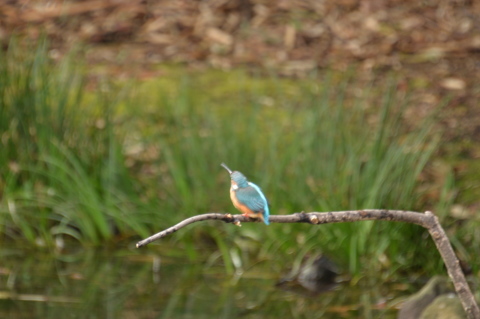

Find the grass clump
[[0, 40, 149, 246]]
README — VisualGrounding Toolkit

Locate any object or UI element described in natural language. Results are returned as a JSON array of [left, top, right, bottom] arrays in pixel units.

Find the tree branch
[[136, 209, 479, 319]]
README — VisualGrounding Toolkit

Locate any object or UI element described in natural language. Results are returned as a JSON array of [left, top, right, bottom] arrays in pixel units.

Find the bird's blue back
[[236, 182, 270, 225]]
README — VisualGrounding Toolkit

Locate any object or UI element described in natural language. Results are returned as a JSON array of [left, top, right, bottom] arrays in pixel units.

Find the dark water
[[0, 245, 407, 319]]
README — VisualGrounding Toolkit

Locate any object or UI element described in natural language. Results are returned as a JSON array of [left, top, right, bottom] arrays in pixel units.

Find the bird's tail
[[263, 210, 270, 225]]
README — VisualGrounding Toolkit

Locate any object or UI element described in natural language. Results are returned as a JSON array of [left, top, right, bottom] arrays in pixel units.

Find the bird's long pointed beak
[[221, 163, 233, 174]]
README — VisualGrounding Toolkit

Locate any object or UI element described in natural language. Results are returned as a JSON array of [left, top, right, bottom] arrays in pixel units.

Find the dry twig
[[136, 209, 479, 319]]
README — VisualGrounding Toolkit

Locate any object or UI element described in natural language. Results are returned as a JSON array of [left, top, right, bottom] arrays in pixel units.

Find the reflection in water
[[0, 246, 406, 318], [277, 255, 340, 295]]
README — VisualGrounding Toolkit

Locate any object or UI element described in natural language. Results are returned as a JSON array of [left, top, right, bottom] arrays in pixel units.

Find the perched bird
[[221, 163, 270, 225]]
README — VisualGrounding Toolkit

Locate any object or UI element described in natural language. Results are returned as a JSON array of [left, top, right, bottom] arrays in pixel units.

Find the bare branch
[[136, 209, 479, 319]]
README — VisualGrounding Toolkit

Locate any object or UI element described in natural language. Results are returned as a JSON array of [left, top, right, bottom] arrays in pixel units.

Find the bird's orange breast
[[230, 188, 254, 215]]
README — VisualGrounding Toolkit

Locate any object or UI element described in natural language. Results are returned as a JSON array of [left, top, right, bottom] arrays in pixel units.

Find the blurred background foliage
[[0, 39, 476, 279]]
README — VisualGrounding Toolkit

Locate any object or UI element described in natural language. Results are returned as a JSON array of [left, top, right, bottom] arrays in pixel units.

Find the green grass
[[0, 39, 150, 246], [0, 39, 471, 277]]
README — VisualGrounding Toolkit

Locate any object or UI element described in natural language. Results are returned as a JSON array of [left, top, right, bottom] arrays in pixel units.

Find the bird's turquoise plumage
[[221, 163, 270, 225]]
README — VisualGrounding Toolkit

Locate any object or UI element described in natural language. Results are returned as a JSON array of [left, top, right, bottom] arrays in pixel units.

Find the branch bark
[[136, 209, 479, 319]]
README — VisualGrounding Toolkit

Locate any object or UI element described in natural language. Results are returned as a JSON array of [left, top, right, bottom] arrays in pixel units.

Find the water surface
[[0, 245, 412, 319]]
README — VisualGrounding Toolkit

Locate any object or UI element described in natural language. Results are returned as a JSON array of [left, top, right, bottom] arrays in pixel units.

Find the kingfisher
[[221, 163, 270, 225]]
